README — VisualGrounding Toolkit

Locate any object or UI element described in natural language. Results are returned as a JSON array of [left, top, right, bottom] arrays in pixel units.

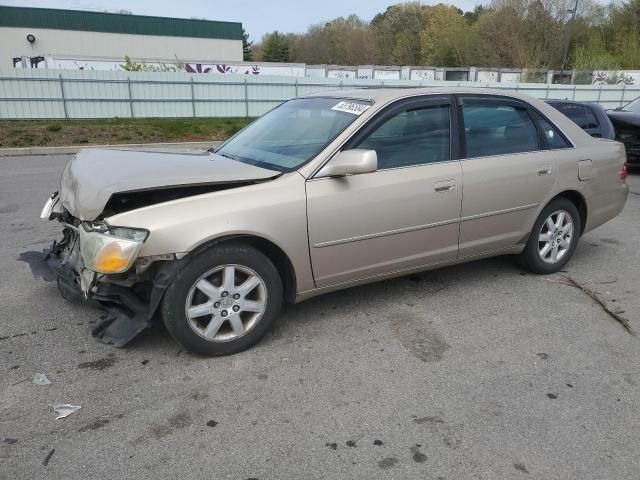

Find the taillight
[[620, 163, 628, 180]]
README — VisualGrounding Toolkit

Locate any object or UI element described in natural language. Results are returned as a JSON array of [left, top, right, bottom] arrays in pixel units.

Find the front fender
[[107, 173, 315, 292]]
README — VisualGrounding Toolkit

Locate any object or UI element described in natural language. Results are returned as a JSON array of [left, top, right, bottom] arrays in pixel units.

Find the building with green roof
[[0, 6, 244, 69]]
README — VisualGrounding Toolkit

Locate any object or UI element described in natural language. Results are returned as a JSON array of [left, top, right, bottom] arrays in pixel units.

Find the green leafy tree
[[242, 28, 254, 61], [421, 5, 477, 66], [260, 31, 290, 62], [464, 5, 486, 23], [371, 2, 429, 64], [252, 0, 640, 73]]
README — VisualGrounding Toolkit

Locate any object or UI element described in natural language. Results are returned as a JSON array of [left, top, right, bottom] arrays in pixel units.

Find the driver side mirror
[[316, 149, 378, 178]]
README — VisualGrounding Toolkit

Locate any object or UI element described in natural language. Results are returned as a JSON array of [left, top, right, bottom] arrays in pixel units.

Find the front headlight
[[79, 223, 149, 274]]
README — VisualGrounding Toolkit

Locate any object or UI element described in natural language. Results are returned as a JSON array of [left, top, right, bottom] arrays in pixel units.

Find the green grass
[[0, 117, 254, 148], [47, 121, 62, 132]]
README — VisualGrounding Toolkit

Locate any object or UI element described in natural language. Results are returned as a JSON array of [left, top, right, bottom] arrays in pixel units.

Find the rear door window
[[460, 98, 541, 158]]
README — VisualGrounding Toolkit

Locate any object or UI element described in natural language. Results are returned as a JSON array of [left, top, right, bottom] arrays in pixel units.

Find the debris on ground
[[546, 275, 635, 335], [53, 404, 81, 419], [32, 373, 51, 386], [42, 449, 55, 466]]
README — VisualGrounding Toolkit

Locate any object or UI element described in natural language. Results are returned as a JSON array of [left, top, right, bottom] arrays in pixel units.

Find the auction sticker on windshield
[[331, 101, 371, 116]]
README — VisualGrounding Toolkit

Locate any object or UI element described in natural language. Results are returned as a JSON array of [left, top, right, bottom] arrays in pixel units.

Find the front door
[[306, 97, 463, 288]]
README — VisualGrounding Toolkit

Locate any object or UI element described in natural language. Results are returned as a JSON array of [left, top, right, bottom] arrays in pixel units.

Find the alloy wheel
[[538, 209, 574, 264], [185, 264, 267, 342]]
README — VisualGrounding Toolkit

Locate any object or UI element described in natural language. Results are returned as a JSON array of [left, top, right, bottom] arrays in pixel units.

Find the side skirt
[[294, 244, 525, 303]]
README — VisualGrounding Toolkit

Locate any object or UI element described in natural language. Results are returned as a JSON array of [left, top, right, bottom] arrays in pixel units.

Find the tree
[[242, 28, 254, 61], [260, 31, 290, 62], [250, 1, 639, 73], [421, 5, 476, 66], [464, 5, 486, 23], [371, 2, 430, 64]]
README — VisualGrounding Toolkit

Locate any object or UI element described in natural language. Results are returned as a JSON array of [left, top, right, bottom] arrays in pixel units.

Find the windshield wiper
[[217, 151, 240, 160]]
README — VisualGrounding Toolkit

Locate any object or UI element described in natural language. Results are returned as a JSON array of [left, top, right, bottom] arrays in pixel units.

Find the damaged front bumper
[[19, 194, 190, 347]]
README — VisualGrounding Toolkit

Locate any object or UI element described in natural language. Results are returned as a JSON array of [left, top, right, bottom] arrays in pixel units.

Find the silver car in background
[[22, 88, 629, 355]]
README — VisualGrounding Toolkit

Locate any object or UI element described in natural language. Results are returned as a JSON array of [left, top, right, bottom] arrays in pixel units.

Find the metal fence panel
[[1, 68, 639, 120]]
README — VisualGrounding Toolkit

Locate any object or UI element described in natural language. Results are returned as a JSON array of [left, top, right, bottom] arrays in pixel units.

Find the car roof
[[302, 87, 542, 104], [545, 99, 602, 108]]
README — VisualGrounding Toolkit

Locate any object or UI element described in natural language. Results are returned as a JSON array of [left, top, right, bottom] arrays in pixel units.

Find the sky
[[2, 0, 614, 41], [2, 0, 497, 41]]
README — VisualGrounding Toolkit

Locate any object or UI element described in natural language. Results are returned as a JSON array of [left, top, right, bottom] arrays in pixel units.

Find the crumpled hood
[[59, 148, 279, 220]]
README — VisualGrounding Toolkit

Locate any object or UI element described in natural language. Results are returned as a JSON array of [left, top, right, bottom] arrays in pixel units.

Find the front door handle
[[434, 180, 456, 193], [537, 165, 552, 176]]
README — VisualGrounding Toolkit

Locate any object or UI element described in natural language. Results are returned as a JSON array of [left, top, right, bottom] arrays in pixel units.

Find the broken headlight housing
[[79, 223, 149, 274]]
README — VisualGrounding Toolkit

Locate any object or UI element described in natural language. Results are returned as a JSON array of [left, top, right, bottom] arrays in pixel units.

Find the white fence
[[1, 68, 639, 120]]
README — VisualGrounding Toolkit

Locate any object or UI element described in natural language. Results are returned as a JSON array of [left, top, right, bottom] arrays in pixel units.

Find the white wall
[[592, 70, 640, 86], [0, 27, 242, 68]]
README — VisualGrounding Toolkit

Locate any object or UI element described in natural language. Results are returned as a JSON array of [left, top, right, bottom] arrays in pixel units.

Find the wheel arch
[[552, 190, 588, 235], [188, 234, 297, 305]]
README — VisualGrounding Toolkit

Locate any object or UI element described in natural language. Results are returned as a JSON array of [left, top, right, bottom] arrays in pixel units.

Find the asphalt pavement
[[1, 154, 639, 479]]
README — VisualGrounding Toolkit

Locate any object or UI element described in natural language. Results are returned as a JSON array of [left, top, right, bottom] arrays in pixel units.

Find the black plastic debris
[[91, 308, 150, 348], [17, 248, 63, 282], [90, 256, 190, 346], [18, 248, 193, 347]]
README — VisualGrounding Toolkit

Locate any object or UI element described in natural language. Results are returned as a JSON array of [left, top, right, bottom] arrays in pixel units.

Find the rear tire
[[162, 243, 283, 356], [517, 198, 581, 274]]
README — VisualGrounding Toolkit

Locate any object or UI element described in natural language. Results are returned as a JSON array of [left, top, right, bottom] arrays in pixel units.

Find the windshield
[[215, 97, 372, 171], [622, 97, 640, 113]]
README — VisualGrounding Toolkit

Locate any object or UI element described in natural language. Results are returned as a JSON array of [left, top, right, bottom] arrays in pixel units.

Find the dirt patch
[[148, 411, 192, 439], [413, 414, 462, 449], [411, 445, 427, 463], [77, 358, 116, 371], [600, 238, 623, 246], [78, 418, 110, 432], [391, 311, 449, 362], [413, 415, 446, 425], [378, 457, 399, 469]]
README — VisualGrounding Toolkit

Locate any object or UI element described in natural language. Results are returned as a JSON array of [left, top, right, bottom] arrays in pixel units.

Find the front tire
[[518, 198, 581, 274], [162, 243, 283, 356]]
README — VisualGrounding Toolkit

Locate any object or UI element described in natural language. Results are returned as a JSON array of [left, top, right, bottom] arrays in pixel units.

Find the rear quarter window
[[530, 110, 572, 149]]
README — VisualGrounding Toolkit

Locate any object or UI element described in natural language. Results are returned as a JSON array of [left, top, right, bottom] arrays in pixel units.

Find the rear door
[[456, 95, 564, 257]]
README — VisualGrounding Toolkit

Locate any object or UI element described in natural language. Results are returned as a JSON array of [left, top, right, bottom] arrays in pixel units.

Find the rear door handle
[[537, 165, 552, 176], [434, 180, 456, 192]]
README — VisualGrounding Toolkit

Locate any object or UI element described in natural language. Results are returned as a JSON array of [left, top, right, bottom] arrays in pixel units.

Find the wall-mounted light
[[26, 34, 36, 44]]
